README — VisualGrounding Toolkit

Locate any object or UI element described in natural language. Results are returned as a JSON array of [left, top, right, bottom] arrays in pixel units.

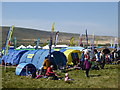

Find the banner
[[35, 38, 40, 49], [96, 38, 98, 47], [85, 29, 88, 48], [13, 37, 17, 49], [79, 34, 83, 47], [54, 31, 59, 47], [4, 25, 14, 55], [70, 37, 74, 46], [114, 37, 118, 49], [51, 22, 55, 33], [110, 38, 113, 47], [49, 23, 55, 59], [92, 33, 95, 48]]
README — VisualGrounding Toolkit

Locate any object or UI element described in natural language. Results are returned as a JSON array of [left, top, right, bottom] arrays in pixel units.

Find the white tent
[[33, 46, 41, 49], [16, 45, 26, 49], [42, 45, 52, 49], [43, 45, 68, 49], [26, 45, 34, 48], [55, 45, 68, 48]]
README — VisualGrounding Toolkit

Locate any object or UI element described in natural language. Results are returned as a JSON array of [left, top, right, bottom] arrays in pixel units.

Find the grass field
[[1, 64, 119, 88]]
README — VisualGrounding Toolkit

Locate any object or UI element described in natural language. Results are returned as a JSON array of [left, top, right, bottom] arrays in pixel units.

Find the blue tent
[[66, 46, 84, 51], [11, 50, 28, 65], [1, 50, 28, 65], [0, 58, 1, 64], [51, 51, 67, 68], [19, 50, 38, 64], [5, 50, 17, 64], [1, 49, 15, 64], [19, 49, 67, 69], [59, 49, 67, 53], [15, 63, 36, 76]]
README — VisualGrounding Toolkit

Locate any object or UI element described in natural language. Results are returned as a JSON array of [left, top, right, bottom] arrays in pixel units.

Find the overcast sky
[[1, 1, 118, 37]]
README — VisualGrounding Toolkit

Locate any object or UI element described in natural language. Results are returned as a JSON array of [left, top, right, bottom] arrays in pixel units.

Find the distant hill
[[1, 26, 115, 47]]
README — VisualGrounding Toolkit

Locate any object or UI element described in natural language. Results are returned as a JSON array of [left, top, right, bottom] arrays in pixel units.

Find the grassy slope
[[2, 26, 114, 46], [2, 65, 119, 88]]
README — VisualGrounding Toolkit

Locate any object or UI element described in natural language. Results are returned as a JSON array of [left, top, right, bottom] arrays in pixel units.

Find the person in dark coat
[[100, 52, 106, 69], [84, 59, 91, 77], [80, 51, 85, 69]]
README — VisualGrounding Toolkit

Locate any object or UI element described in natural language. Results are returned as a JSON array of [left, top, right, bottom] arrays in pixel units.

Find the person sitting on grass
[[64, 73, 74, 83], [45, 65, 58, 80], [41, 56, 51, 75]]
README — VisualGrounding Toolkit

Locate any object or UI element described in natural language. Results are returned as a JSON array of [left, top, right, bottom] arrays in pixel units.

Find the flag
[[85, 29, 88, 48], [110, 38, 113, 47], [96, 38, 98, 47], [114, 38, 117, 49], [79, 34, 83, 46], [70, 37, 74, 46], [13, 37, 17, 49], [54, 31, 59, 46], [92, 33, 95, 48], [51, 22, 55, 33], [4, 25, 14, 55], [35, 38, 40, 49], [49, 22, 55, 60]]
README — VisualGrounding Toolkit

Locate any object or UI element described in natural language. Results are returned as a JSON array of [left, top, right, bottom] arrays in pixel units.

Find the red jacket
[[45, 67, 55, 76]]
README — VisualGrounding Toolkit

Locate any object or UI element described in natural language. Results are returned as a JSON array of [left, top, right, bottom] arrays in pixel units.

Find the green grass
[[1, 64, 119, 88]]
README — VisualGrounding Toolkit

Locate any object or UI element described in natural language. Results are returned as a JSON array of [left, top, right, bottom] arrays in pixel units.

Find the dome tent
[[10, 50, 28, 65], [26, 45, 34, 49], [50, 51, 67, 69], [1, 50, 28, 65], [3, 50, 17, 64], [66, 46, 84, 51], [15, 63, 36, 76], [1, 49, 16, 65], [59, 48, 67, 52], [19, 50, 38, 64], [19, 49, 67, 69], [60, 49, 81, 65], [16, 45, 26, 49]]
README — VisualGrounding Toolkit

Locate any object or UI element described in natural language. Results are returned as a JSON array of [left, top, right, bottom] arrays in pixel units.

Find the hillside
[[1, 26, 115, 47]]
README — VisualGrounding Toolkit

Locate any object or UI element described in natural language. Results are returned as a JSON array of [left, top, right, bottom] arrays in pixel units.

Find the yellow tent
[[63, 49, 81, 65]]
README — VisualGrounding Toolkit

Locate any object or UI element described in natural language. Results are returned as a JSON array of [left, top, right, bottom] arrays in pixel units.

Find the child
[[64, 73, 73, 82]]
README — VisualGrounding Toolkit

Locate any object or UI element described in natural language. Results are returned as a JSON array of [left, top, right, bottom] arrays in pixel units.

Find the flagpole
[[35, 38, 40, 49], [49, 23, 55, 61], [78, 34, 80, 46], [54, 31, 59, 48], [85, 29, 88, 49], [80, 34, 83, 47], [4, 25, 14, 70], [14, 37, 17, 49]]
